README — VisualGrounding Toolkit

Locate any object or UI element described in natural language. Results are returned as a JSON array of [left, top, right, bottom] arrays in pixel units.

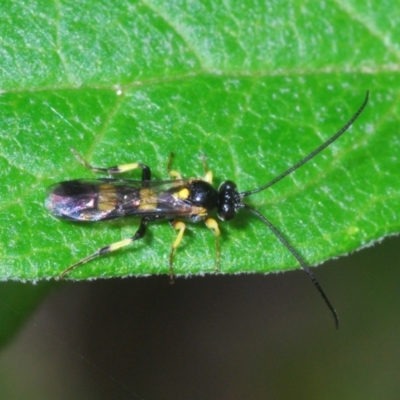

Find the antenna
[[241, 204, 339, 329], [239, 91, 370, 328], [241, 91, 369, 198]]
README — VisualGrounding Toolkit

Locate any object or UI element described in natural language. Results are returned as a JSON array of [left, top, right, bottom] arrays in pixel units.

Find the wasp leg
[[70, 148, 151, 181], [169, 220, 186, 283], [167, 152, 212, 183], [203, 170, 213, 184], [57, 219, 148, 279], [201, 153, 208, 173], [166, 152, 183, 180], [205, 218, 221, 272], [199, 154, 214, 184], [169, 170, 182, 180], [166, 151, 175, 174]]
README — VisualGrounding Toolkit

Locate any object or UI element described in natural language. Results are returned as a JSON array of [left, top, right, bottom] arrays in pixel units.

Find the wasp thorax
[[187, 180, 219, 210]]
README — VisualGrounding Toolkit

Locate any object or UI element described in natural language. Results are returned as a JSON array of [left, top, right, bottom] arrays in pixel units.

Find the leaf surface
[[0, 0, 398, 282]]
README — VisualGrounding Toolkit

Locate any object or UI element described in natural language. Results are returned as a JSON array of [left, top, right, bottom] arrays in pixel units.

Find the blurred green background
[[0, 0, 399, 398], [1, 238, 400, 399]]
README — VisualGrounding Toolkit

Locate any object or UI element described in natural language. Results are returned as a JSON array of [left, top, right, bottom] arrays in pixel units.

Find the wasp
[[46, 92, 369, 328]]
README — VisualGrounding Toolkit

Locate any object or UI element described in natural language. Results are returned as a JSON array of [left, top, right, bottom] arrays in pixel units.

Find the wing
[[45, 178, 209, 222]]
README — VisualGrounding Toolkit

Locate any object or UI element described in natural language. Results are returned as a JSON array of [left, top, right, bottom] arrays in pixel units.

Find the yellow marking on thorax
[[176, 187, 190, 200], [98, 183, 118, 211], [138, 187, 158, 210]]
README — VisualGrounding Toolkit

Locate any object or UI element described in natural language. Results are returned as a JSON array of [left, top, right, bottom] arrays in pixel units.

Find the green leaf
[[0, 0, 399, 284]]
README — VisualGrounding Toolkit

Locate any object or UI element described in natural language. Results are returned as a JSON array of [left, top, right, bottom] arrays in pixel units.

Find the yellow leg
[[203, 170, 213, 184], [57, 219, 147, 279], [166, 152, 182, 180], [169, 220, 186, 283], [205, 218, 221, 272], [169, 170, 182, 180], [70, 148, 151, 180]]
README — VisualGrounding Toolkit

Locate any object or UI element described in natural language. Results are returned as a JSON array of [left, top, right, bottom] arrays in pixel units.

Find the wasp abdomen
[[45, 179, 140, 221]]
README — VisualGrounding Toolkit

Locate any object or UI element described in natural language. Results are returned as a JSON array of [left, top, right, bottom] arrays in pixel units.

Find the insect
[[46, 91, 369, 328]]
